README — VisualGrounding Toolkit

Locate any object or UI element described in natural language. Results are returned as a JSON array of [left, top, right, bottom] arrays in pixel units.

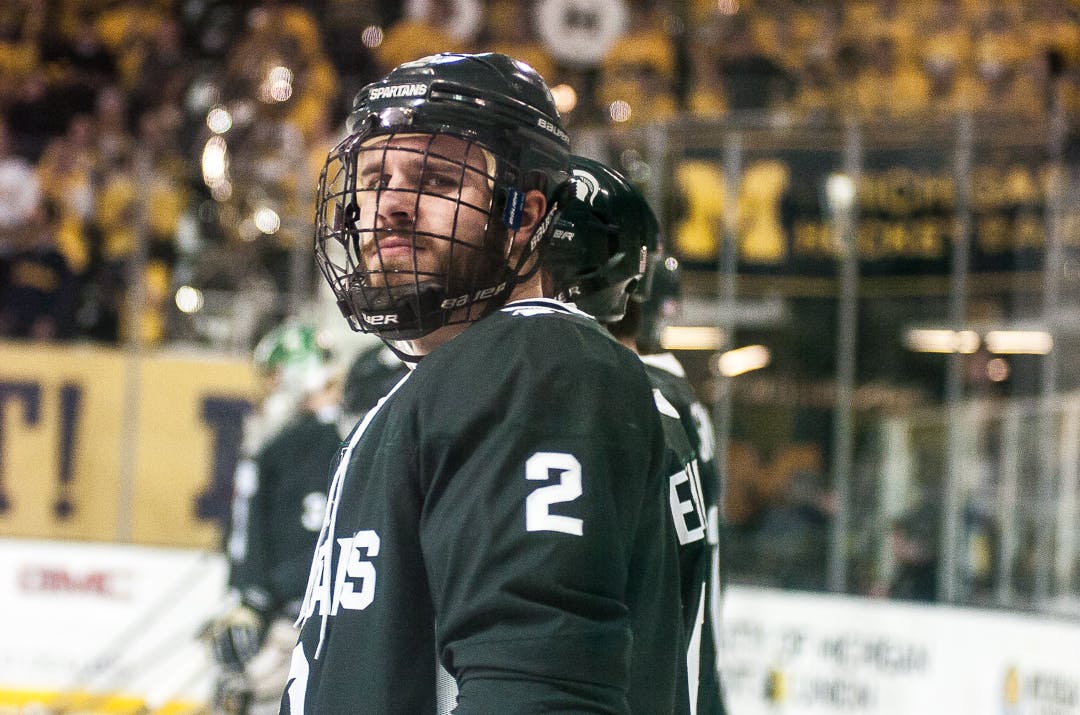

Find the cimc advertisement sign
[[0, 340, 257, 547], [0, 538, 226, 712]]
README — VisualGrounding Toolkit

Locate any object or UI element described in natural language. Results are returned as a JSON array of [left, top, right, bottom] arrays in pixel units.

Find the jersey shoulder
[[258, 410, 341, 462], [411, 299, 655, 429]]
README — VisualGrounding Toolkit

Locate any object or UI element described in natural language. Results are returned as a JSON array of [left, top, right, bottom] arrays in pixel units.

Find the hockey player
[[205, 321, 340, 714], [547, 154, 728, 714], [287, 52, 682, 712], [206, 325, 406, 713]]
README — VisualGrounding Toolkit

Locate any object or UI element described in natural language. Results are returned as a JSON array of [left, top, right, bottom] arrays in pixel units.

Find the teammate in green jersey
[[284, 53, 683, 713], [547, 154, 729, 714], [206, 326, 406, 714]]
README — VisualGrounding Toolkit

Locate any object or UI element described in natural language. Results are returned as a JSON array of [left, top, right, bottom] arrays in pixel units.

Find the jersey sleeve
[[416, 317, 676, 713], [225, 450, 276, 615]]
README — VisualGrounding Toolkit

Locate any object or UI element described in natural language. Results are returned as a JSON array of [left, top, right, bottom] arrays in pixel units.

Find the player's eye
[[358, 172, 389, 191], [420, 170, 458, 192]]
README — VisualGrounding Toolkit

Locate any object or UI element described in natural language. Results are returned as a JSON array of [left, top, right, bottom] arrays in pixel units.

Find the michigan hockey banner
[[722, 586, 1080, 714], [0, 340, 257, 548], [664, 123, 1072, 279]]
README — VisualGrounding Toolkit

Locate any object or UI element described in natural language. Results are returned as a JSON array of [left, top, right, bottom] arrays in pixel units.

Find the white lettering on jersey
[[331, 530, 380, 613], [652, 388, 681, 419], [303, 530, 382, 617], [525, 452, 583, 536], [301, 491, 327, 532], [304, 539, 334, 618], [689, 401, 715, 463], [286, 642, 310, 714], [670, 459, 706, 545]]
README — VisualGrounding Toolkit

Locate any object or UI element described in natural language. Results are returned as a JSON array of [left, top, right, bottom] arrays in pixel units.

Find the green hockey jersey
[[641, 352, 727, 715], [282, 299, 682, 714], [228, 408, 343, 619]]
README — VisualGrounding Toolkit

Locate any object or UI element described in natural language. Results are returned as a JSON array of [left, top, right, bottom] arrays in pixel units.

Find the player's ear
[[510, 189, 548, 250]]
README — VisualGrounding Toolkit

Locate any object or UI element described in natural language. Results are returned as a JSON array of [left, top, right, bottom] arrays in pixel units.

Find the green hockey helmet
[[252, 322, 333, 394]]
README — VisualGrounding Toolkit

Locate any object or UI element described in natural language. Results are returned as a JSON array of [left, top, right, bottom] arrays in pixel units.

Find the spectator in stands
[[93, 84, 134, 171], [317, 0, 381, 121], [477, 0, 556, 90], [372, 0, 470, 75], [920, 1, 981, 115], [35, 112, 96, 278], [0, 115, 41, 252], [684, 13, 729, 119], [37, 6, 118, 98], [883, 502, 939, 602], [966, 6, 1049, 117], [853, 32, 930, 118], [752, 466, 835, 592], [0, 198, 77, 340], [0, 0, 45, 113], [842, 0, 923, 67], [129, 14, 190, 120], [598, 5, 679, 127], [712, 14, 796, 116]]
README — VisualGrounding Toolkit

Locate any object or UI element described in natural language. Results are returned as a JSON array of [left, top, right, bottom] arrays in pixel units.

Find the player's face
[[353, 133, 496, 289]]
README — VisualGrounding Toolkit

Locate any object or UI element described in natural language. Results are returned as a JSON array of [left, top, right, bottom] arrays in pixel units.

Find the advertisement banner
[[0, 538, 227, 712], [722, 586, 1080, 715], [0, 341, 256, 548]]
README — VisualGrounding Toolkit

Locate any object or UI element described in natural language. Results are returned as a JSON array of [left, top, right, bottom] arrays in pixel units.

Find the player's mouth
[[367, 233, 422, 263]]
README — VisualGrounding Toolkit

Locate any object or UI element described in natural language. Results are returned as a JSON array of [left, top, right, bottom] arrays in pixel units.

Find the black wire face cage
[[314, 128, 526, 341]]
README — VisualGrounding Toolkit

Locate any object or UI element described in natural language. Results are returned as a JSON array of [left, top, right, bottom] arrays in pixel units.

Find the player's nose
[[375, 173, 418, 222]]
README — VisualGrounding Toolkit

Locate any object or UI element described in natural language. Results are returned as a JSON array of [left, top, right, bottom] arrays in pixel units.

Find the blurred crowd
[[0, 0, 1078, 349]]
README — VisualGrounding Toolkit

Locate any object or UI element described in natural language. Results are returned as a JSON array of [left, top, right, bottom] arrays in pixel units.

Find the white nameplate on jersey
[[502, 299, 591, 319]]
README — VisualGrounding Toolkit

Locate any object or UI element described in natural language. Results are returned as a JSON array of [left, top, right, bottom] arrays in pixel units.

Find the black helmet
[[637, 252, 681, 353], [314, 53, 571, 341], [546, 155, 658, 322]]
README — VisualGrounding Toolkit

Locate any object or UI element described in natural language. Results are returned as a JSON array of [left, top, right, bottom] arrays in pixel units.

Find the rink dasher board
[[721, 585, 1080, 714], [2, 539, 1079, 714], [0, 538, 227, 712]]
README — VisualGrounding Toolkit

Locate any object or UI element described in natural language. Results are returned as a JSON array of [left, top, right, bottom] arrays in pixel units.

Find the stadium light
[[903, 328, 980, 353], [713, 344, 771, 377], [984, 330, 1053, 355], [660, 326, 724, 351]]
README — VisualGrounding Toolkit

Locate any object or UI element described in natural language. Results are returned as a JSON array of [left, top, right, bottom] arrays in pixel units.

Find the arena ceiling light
[[903, 327, 1053, 355], [713, 344, 771, 377], [903, 328, 980, 353], [659, 326, 725, 351], [984, 330, 1053, 355]]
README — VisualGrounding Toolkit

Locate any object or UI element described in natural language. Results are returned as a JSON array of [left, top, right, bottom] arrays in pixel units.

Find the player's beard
[[359, 216, 509, 305]]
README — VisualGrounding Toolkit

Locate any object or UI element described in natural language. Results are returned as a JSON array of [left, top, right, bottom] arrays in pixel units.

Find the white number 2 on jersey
[[525, 452, 583, 536]]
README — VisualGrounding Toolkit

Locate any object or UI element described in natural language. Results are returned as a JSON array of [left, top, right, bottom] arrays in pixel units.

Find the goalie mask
[[314, 53, 571, 342], [546, 155, 659, 322]]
